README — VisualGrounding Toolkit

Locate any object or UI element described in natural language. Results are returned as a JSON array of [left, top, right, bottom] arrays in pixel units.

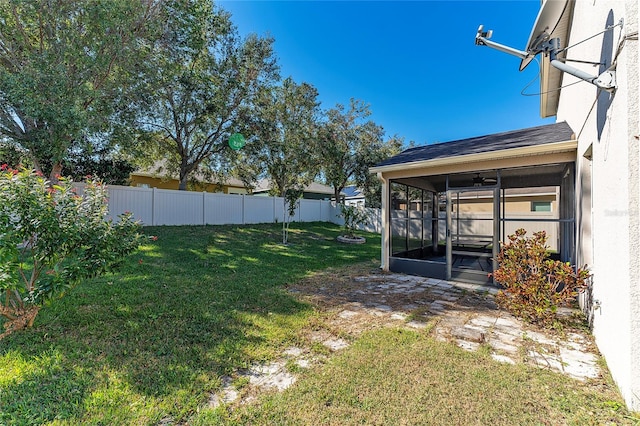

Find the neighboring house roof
[[343, 185, 365, 199], [253, 179, 343, 196], [252, 179, 271, 193], [131, 163, 246, 188], [371, 122, 576, 173], [306, 182, 340, 195]]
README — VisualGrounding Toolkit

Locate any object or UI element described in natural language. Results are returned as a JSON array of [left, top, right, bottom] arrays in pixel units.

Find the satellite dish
[[475, 0, 617, 92], [519, 0, 570, 71]]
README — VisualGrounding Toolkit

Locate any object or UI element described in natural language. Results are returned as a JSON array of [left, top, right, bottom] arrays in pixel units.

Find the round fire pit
[[336, 235, 366, 244]]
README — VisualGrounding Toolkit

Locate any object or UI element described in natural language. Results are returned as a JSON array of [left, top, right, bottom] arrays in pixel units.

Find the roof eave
[[539, 0, 575, 118], [369, 139, 578, 174]]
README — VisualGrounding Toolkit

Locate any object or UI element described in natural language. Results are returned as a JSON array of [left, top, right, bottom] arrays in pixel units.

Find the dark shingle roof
[[374, 122, 575, 168]]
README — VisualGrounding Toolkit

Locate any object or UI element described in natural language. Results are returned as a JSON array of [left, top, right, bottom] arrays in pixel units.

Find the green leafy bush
[[0, 166, 141, 338], [492, 228, 589, 326], [339, 204, 367, 238]]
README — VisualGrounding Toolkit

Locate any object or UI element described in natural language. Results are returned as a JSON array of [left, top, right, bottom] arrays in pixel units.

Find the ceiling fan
[[472, 173, 497, 187]]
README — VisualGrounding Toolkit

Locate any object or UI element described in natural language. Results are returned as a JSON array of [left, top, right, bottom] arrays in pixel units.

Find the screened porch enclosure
[[388, 163, 575, 285]]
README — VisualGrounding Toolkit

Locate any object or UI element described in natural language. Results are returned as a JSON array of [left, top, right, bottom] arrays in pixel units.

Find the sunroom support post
[[560, 163, 576, 264], [378, 172, 389, 271], [446, 176, 452, 280], [431, 191, 438, 252], [492, 186, 500, 282]]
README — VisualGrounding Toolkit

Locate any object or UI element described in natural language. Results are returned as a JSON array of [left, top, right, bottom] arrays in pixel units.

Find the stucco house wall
[[456, 194, 557, 214], [555, 0, 639, 410], [130, 173, 248, 194]]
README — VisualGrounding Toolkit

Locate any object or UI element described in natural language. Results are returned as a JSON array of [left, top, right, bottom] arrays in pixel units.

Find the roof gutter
[[369, 139, 577, 174]]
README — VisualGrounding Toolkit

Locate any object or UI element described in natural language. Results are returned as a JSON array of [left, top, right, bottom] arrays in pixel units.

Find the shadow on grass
[[0, 222, 380, 424]]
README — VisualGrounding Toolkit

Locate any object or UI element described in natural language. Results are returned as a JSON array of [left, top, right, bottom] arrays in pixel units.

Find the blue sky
[[219, 1, 556, 146]]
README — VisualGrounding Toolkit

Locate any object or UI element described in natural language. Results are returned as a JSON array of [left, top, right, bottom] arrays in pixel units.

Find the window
[[531, 201, 552, 212]]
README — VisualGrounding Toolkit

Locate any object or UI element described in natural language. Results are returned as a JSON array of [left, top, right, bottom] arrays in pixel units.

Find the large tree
[[131, 0, 279, 190], [0, 0, 159, 181], [360, 135, 404, 208], [242, 77, 320, 197], [319, 99, 402, 205]]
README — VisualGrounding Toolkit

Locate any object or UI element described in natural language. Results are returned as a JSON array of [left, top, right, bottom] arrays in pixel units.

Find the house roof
[[371, 121, 576, 173], [253, 179, 342, 195], [306, 182, 340, 195], [343, 185, 364, 198], [131, 163, 246, 187]]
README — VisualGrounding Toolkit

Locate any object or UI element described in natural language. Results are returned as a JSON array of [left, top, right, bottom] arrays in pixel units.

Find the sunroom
[[370, 122, 578, 285]]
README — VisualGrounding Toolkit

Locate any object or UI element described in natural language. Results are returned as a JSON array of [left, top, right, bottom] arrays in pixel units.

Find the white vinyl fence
[[331, 207, 383, 234], [99, 185, 341, 226], [92, 185, 557, 246]]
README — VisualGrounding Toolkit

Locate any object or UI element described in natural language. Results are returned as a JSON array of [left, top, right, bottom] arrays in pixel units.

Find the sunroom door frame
[[445, 175, 500, 284]]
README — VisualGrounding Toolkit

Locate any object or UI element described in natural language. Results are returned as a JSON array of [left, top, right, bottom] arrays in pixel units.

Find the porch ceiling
[[391, 163, 569, 193]]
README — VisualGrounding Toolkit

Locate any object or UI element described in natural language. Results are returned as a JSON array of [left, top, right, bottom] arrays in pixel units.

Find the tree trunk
[[335, 188, 342, 204], [31, 155, 43, 176], [178, 168, 188, 190], [178, 178, 188, 191], [49, 162, 63, 184]]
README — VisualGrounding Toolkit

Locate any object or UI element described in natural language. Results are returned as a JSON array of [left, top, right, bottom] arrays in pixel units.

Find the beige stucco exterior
[[456, 192, 557, 214], [554, 0, 639, 411], [129, 173, 248, 194]]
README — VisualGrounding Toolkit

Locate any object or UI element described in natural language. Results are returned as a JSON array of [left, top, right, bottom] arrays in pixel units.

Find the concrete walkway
[[356, 273, 600, 380]]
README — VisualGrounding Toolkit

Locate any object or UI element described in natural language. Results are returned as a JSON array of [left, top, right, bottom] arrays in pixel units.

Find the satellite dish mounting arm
[[475, 25, 529, 60], [475, 25, 616, 92], [546, 38, 616, 92]]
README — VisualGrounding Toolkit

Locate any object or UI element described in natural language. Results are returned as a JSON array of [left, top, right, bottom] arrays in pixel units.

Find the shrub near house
[[492, 228, 590, 326], [0, 166, 141, 338]]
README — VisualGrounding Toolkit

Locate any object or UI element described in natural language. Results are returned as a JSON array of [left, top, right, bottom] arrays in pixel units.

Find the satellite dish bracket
[[545, 38, 616, 92], [475, 25, 616, 92], [475, 26, 528, 60]]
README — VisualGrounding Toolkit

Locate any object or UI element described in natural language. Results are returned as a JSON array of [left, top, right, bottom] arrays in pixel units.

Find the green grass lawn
[[221, 328, 636, 425], [0, 223, 637, 425], [0, 222, 379, 425]]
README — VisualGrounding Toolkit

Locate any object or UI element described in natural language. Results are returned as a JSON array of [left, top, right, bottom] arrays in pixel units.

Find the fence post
[[202, 191, 206, 226], [152, 187, 156, 226]]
